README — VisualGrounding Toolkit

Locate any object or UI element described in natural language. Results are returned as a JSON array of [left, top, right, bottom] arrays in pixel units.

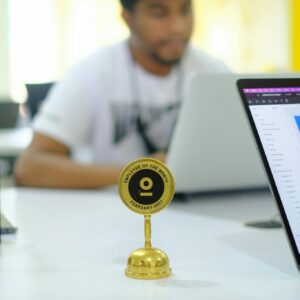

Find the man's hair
[[120, 0, 138, 11]]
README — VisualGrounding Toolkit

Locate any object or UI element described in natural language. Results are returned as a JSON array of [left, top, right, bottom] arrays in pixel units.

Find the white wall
[[8, 0, 128, 102], [0, 0, 10, 99]]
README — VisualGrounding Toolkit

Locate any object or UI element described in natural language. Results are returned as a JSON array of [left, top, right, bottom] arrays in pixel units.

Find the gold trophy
[[119, 158, 175, 280]]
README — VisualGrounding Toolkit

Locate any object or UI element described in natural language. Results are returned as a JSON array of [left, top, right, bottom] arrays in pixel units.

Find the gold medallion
[[119, 158, 175, 215], [119, 158, 175, 280]]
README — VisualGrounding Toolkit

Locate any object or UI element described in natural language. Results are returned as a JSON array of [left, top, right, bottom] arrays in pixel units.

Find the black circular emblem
[[119, 158, 175, 215], [128, 169, 164, 205]]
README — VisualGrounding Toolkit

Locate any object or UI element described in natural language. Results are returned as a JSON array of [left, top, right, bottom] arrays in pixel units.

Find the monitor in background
[[237, 78, 300, 272], [0, 101, 19, 129]]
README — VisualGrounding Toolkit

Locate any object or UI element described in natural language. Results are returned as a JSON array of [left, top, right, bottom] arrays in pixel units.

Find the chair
[[25, 82, 54, 119]]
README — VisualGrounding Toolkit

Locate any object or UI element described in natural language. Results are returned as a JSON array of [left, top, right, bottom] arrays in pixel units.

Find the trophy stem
[[126, 213, 172, 279], [144, 214, 152, 249]]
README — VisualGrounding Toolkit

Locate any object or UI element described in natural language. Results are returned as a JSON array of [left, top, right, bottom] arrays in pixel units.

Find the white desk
[[0, 128, 32, 157], [0, 188, 299, 300]]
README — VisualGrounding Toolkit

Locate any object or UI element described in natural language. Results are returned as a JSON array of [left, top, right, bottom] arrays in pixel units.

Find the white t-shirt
[[33, 40, 229, 165]]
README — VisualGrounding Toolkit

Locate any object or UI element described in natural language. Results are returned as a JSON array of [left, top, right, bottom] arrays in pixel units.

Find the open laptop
[[237, 78, 300, 272], [0, 213, 17, 234], [167, 73, 299, 194], [0, 159, 17, 235]]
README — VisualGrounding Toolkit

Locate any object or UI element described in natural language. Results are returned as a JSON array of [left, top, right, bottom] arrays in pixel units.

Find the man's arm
[[15, 133, 166, 189], [14, 133, 124, 189]]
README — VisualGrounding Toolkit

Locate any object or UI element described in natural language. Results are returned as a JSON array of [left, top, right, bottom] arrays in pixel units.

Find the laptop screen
[[242, 85, 300, 257]]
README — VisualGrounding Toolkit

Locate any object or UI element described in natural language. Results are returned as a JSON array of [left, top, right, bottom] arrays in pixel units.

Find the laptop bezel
[[237, 78, 300, 271]]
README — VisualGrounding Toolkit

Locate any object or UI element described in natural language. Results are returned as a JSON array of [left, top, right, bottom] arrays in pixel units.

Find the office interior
[[1, 0, 300, 103], [0, 0, 300, 299], [1, 0, 298, 174]]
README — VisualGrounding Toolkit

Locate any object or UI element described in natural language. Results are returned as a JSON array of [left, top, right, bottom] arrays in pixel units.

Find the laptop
[[167, 73, 300, 194], [166, 73, 274, 194], [237, 78, 300, 272], [0, 213, 17, 235]]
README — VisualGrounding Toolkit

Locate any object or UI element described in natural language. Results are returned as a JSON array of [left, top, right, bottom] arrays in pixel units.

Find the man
[[15, 0, 229, 189]]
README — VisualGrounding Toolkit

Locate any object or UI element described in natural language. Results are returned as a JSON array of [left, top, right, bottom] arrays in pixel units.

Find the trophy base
[[125, 248, 172, 280]]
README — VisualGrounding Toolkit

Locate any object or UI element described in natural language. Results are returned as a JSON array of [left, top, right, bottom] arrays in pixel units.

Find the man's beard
[[149, 50, 183, 66], [147, 38, 189, 66]]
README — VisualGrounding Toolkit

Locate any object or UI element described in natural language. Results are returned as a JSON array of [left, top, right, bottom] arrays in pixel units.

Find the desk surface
[[0, 127, 32, 157], [0, 188, 299, 300]]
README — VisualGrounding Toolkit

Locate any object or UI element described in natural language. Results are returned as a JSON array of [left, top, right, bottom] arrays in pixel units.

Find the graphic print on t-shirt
[[110, 101, 181, 151]]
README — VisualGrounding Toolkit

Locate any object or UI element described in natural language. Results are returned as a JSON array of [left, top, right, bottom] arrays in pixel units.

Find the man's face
[[125, 0, 194, 65]]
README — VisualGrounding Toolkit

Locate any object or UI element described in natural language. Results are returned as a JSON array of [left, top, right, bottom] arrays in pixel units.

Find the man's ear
[[122, 9, 134, 31]]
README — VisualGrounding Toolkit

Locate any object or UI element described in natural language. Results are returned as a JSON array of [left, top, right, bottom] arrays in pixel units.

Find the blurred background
[[0, 0, 300, 182], [0, 0, 299, 103]]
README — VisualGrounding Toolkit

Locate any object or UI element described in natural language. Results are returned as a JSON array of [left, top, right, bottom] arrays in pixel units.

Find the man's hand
[[150, 152, 166, 163]]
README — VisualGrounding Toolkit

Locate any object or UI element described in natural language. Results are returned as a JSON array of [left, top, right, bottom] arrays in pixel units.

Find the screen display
[[243, 87, 300, 255]]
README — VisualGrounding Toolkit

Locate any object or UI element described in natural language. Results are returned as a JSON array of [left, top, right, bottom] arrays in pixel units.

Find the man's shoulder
[[183, 45, 230, 72], [86, 41, 127, 64], [45, 41, 129, 105], [67, 40, 128, 77]]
